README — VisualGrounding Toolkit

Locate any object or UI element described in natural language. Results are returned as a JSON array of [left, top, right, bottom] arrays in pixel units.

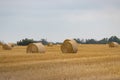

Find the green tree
[[40, 39, 48, 45], [98, 38, 108, 44], [108, 36, 120, 43], [86, 39, 97, 44], [17, 38, 34, 46]]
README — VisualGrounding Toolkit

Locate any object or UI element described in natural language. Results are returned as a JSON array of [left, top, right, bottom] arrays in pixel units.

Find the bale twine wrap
[[2, 44, 12, 50], [61, 39, 78, 53], [26, 43, 46, 53], [109, 42, 119, 47]]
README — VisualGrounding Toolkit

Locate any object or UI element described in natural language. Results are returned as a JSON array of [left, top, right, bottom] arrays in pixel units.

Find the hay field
[[0, 44, 120, 80]]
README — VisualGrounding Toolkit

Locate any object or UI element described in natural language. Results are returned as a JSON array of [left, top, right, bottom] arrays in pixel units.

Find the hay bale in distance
[[8, 43, 16, 47], [109, 42, 119, 47], [61, 39, 78, 53], [47, 42, 53, 47], [26, 43, 46, 53], [0, 42, 12, 50], [2, 44, 12, 50], [0, 42, 3, 46]]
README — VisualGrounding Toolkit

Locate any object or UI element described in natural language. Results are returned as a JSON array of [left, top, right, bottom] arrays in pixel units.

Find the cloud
[[0, 0, 120, 42], [62, 8, 120, 24]]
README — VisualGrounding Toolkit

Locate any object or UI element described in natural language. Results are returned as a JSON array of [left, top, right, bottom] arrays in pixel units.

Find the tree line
[[17, 36, 120, 46], [74, 36, 120, 44]]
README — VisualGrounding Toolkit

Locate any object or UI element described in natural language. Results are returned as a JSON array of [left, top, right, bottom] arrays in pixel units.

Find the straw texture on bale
[[61, 39, 78, 53], [2, 44, 12, 50], [109, 42, 119, 47], [26, 43, 46, 53]]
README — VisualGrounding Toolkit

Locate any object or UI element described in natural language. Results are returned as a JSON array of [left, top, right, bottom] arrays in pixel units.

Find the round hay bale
[[8, 43, 16, 47], [108, 42, 119, 47], [47, 43, 53, 47], [26, 43, 46, 53], [0, 41, 4, 46], [2, 44, 12, 50], [61, 39, 78, 53]]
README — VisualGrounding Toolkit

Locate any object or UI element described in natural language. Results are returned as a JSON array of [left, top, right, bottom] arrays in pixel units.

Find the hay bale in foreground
[[109, 42, 119, 47], [26, 43, 46, 53], [2, 44, 12, 50], [61, 39, 78, 53]]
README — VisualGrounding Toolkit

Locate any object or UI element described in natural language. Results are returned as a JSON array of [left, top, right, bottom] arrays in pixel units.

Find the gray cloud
[[0, 0, 120, 42]]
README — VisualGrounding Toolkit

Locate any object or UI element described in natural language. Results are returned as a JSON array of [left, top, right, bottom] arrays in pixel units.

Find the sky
[[0, 0, 120, 43]]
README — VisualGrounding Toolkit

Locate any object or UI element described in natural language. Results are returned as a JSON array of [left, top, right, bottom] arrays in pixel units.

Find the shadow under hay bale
[[108, 42, 119, 48], [61, 39, 78, 53], [26, 43, 46, 53]]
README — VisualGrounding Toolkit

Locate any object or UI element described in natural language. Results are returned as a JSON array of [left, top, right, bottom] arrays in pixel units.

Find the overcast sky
[[0, 0, 120, 43]]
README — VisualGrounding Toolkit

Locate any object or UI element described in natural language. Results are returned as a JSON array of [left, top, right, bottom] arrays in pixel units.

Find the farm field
[[0, 44, 120, 80]]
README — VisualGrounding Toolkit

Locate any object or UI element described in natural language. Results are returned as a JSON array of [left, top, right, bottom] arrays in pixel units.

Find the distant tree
[[80, 39, 85, 44], [108, 36, 120, 43], [40, 39, 48, 45], [74, 38, 85, 44], [17, 38, 34, 46], [98, 38, 108, 44], [16, 36, 120, 45], [55, 42, 62, 45], [85, 39, 97, 44], [74, 38, 81, 43]]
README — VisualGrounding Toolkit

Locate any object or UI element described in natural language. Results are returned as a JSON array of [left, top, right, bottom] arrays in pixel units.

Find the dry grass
[[0, 44, 120, 80]]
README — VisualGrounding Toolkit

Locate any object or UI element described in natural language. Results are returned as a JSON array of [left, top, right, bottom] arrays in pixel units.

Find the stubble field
[[0, 44, 120, 80]]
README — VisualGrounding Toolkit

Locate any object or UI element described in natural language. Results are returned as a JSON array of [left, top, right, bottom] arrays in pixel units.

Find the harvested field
[[0, 44, 120, 80]]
